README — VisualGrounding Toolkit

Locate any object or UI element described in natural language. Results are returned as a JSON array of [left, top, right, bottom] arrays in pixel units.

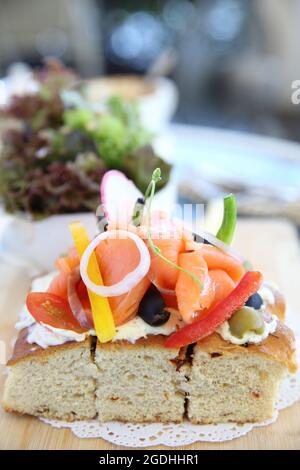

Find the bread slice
[[187, 321, 297, 424], [2, 329, 97, 421], [2, 321, 296, 424], [94, 336, 189, 423]]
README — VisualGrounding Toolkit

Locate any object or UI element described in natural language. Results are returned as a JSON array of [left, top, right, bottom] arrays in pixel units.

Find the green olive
[[228, 307, 265, 339]]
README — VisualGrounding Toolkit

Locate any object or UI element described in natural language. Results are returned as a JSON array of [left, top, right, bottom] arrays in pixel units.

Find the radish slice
[[67, 268, 93, 329], [100, 170, 142, 223], [80, 230, 151, 297]]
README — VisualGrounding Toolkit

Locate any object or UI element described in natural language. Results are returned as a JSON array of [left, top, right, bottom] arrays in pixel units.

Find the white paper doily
[[40, 349, 300, 447]]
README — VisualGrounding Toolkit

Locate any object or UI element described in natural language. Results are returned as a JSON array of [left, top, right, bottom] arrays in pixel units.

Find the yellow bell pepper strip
[[69, 222, 116, 342]]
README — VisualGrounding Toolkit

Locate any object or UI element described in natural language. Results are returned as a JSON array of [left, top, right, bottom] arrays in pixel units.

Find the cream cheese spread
[[27, 322, 87, 349], [216, 284, 278, 345], [258, 285, 275, 306], [217, 313, 277, 345], [16, 274, 279, 349], [16, 273, 181, 348], [112, 312, 182, 343]]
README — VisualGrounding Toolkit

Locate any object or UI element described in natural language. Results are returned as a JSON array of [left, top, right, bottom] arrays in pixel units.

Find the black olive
[[132, 197, 145, 226], [138, 286, 170, 326], [245, 292, 263, 310], [96, 206, 108, 232], [193, 232, 211, 245]]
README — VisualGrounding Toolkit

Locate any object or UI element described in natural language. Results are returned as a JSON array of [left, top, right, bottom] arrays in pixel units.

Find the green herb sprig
[[145, 168, 203, 289], [216, 194, 237, 245]]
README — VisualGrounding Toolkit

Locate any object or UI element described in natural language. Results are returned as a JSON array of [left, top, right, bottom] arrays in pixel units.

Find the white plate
[[168, 123, 300, 198]]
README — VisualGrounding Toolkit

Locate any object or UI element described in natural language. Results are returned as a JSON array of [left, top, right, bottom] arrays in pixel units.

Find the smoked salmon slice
[[208, 268, 236, 307], [95, 237, 150, 325], [49, 248, 80, 300], [175, 251, 215, 323], [48, 271, 68, 300], [147, 237, 184, 292], [198, 244, 245, 282], [144, 212, 188, 293]]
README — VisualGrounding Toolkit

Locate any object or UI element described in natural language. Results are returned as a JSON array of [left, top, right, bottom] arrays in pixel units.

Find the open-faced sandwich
[[2, 169, 297, 424]]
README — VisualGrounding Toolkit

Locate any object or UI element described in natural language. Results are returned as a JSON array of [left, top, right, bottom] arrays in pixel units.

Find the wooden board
[[0, 218, 300, 450]]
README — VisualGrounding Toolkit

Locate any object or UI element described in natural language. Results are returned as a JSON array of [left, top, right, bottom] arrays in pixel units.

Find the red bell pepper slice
[[165, 271, 263, 349]]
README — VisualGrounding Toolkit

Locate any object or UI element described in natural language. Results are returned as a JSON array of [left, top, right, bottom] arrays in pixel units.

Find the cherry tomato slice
[[26, 292, 87, 333]]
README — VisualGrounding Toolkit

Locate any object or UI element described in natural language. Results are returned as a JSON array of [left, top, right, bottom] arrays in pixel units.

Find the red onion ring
[[67, 267, 92, 329], [195, 230, 246, 264], [80, 229, 151, 297]]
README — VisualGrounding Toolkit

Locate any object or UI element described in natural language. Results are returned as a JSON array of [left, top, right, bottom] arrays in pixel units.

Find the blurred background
[[0, 0, 300, 345], [1, 0, 300, 137], [1, 0, 300, 239]]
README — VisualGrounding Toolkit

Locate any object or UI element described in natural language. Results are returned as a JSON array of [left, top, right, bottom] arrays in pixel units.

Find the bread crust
[[2, 405, 95, 422], [7, 328, 91, 366], [97, 335, 178, 350], [7, 331, 180, 366], [7, 320, 297, 374], [4, 321, 297, 424], [196, 320, 297, 373]]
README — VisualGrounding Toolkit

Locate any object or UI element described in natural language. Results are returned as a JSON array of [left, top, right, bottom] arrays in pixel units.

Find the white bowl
[[0, 212, 97, 276], [138, 77, 178, 133], [85, 75, 178, 133]]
